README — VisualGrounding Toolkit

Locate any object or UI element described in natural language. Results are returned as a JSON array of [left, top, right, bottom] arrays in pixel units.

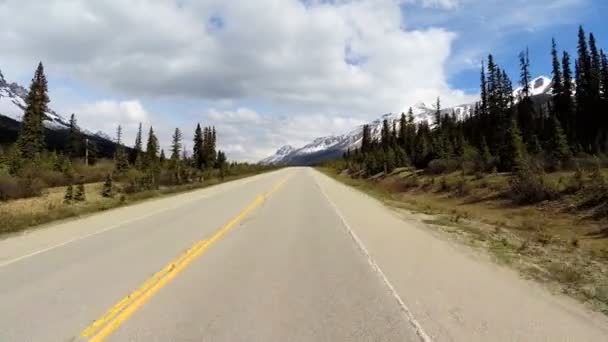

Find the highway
[[0, 168, 607, 341]]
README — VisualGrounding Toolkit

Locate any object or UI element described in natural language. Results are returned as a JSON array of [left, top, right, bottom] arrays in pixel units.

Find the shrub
[[426, 159, 460, 175], [563, 168, 584, 194], [454, 176, 471, 196], [64, 184, 74, 204], [0, 174, 45, 201], [508, 167, 560, 204]]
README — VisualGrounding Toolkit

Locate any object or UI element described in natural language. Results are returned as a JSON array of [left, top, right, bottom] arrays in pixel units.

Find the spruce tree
[[562, 51, 576, 144], [101, 174, 113, 198], [170, 128, 183, 184], [74, 182, 86, 202], [67, 114, 81, 159], [434, 97, 442, 128], [114, 125, 129, 174], [575, 26, 592, 150], [547, 116, 571, 169], [501, 119, 527, 172], [193, 123, 204, 170], [381, 119, 391, 150], [405, 108, 416, 157], [64, 183, 74, 204], [480, 61, 488, 117], [398, 113, 407, 146], [145, 127, 159, 167], [144, 127, 160, 187], [518, 48, 535, 145], [589, 33, 603, 151], [479, 137, 493, 170], [159, 149, 166, 166], [18, 62, 49, 159], [217, 150, 227, 180], [361, 125, 372, 153], [133, 123, 143, 168]]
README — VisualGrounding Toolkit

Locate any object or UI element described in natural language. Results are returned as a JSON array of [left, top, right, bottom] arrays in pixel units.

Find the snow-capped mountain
[[0, 70, 72, 130], [0, 69, 111, 139], [261, 76, 552, 165], [260, 145, 296, 164]]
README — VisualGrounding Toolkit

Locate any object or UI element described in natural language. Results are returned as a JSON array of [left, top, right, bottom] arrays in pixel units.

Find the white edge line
[[0, 173, 273, 268], [313, 172, 433, 342]]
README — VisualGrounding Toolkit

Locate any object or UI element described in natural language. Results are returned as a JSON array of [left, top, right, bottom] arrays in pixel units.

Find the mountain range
[[261, 76, 553, 165]]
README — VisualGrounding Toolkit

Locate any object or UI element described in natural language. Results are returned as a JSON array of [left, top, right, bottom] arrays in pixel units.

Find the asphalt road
[[1, 168, 607, 341]]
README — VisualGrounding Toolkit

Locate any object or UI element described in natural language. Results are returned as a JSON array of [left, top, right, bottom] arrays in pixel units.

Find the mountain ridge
[[262, 76, 552, 165]]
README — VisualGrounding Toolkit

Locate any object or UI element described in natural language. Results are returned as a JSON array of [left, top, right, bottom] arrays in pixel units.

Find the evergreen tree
[[398, 113, 407, 145], [434, 97, 442, 128], [144, 127, 159, 167], [193, 123, 204, 170], [217, 151, 227, 179], [500, 119, 527, 172], [405, 108, 416, 157], [479, 137, 493, 170], [114, 125, 129, 174], [562, 51, 576, 144], [133, 123, 143, 168], [546, 116, 571, 169], [551, 39, 563, 101], [391, 120, 397, 145], [480, 61, 488, 117], [170, 128, 183, 184], [144, 126, 160, 188], [589, 32, 603, 151], [74, 182, 86, 202], [159, 149, 166, 166], [575, 26, 592, 150], [381, 119, 391, 150], [101, 174, 113, 198], [601, 50, 608, 99], [67, 113, 82, 159], [518, 48, 535, 145], [170, 128, 183, 161], [18, 62, 49, 159], [361, 125, 372, 153], [64, 183, 74, 204]]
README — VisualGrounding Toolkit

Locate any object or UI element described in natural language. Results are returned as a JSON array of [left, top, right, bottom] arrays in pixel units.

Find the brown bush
[[507, 168, 560, 204], [0, 175, 46, 201], [425, 159, 460, 175]]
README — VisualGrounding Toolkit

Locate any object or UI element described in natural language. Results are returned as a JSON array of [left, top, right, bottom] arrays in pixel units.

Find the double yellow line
[[79, 177, 289, 342]]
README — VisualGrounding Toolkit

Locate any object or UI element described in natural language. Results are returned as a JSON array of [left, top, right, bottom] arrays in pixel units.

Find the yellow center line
[[79, 177, 290, 342]]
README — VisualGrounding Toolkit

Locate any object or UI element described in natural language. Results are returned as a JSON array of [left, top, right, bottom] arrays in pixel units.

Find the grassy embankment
[[321, 166, 608, 314], [0, 170, 273, 237]]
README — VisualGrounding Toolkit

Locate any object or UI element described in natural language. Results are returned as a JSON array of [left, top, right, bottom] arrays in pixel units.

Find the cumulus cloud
[[1, 0, 484, 161], [69, 100, 151, 140]]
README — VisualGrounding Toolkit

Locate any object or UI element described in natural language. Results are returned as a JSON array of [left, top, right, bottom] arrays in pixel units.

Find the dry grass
[[0, 171, 270, 236], [320, 167, 608, 315]]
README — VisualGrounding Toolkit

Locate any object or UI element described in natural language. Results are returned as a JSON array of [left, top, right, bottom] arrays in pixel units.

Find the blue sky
[[0, 0, 606, 161]]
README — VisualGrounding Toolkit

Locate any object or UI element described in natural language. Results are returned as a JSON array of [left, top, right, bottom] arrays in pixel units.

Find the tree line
[[0, 62, 262, 202], [345, 26, 608, 176]]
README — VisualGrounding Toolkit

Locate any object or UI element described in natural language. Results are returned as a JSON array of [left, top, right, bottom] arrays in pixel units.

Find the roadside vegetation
[[0, 63, 275, 235], [322, 26, 608, 314]]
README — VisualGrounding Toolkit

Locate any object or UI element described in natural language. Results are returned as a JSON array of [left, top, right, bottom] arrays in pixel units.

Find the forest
[[340, 26, 608, 206]]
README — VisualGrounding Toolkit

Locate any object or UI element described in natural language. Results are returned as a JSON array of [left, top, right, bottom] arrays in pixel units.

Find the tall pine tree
[[18, 62, 49, 159]]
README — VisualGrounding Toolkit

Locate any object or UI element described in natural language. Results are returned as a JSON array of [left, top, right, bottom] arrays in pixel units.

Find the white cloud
[[70, 100, 151, 140], [1, 0, 485, 161]]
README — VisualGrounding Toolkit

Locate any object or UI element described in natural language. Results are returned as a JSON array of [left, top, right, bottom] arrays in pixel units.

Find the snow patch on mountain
[[0, 69, 111, 140], [259, 145, 296, 164]]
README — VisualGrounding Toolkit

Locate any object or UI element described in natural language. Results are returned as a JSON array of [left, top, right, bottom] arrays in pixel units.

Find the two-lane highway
[[1, 168, 607, 341]]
